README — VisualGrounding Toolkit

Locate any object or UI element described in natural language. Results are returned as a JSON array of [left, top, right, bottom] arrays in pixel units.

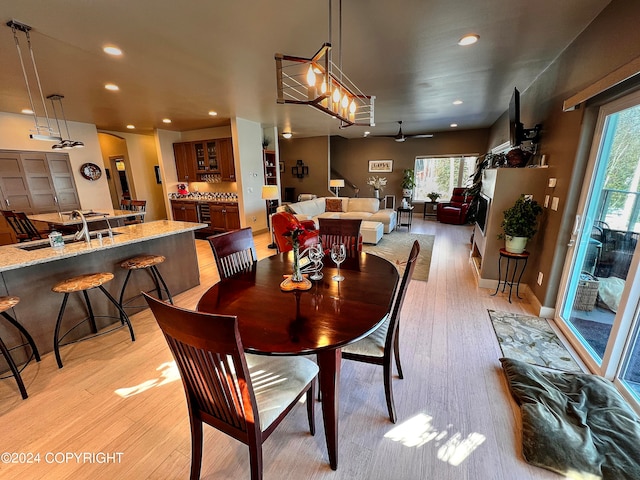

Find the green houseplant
[[498, 194, 543, 253], [427, 192, 441, 202], [401, 169, 415, 199]]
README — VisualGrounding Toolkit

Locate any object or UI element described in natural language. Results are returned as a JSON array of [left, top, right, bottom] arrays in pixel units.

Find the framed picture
[[368, 160, 393, 173]]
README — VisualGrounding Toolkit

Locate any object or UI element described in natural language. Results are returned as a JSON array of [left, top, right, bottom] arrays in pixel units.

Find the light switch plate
[[544, 195, 550, 208], [551, 197, 559, 211]]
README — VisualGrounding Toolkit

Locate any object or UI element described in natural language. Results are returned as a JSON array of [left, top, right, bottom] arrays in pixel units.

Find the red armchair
[[271, 212, 320, 253], [436, 188, 475, 225]]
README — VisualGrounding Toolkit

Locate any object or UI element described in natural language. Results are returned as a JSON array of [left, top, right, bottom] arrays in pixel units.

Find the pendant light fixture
[[274, 0, 375, 128], [48, 95, 84, 149], [7, 20, 83, 148]]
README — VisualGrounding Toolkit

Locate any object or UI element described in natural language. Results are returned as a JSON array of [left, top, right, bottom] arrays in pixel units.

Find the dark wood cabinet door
[[173, 143, 197, 182], [218, 138, 235, 181], [171, 201, 198, 222], [210, 204, 226, 231], [223, 204, 240, 230]]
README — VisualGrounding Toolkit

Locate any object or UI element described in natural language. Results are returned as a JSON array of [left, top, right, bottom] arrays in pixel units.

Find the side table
[[396, 206, 414, 231], [423, 201, 438, 219], [491, 248, 530, 303]]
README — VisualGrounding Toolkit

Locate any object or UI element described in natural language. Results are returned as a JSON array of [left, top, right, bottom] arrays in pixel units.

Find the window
[[413, 156, 476, 201]]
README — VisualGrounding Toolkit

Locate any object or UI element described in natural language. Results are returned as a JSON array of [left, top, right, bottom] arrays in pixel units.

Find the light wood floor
[[0, 219, 559, 479]]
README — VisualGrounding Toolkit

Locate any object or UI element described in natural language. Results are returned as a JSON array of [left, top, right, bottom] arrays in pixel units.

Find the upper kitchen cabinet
[[173, 142, 197, 182], [217, 138, 235, 182], [173, 138, 235, 183], [47, 153, 81, 212], [0, 151, 34, 213]]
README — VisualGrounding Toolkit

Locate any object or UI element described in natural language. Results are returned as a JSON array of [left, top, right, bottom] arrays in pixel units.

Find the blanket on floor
[[500, 358, 640, 479]]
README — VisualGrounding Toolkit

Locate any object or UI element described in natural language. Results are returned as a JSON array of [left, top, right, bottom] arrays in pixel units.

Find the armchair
[[271, 212, 320, 253], [436, 188, 475, 225]]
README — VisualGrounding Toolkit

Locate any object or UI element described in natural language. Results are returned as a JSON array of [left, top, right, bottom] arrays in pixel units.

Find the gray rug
[[488, 310, 582, 372], [362, 231, 434, 281]]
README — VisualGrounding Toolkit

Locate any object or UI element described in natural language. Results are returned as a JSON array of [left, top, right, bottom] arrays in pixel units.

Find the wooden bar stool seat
[[0, 296, 40, 399], [52, 272, 135, 368], [118, 255, 173, 316]]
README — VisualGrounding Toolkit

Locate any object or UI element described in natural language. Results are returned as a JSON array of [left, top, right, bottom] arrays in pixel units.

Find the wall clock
[[80, 163, 102, 181]]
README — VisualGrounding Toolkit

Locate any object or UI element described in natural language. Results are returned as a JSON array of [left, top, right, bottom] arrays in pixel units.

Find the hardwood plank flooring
[[0, 219, 560, 479]]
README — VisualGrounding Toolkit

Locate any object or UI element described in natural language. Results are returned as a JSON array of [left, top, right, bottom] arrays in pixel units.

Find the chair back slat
[[2, 210, 43, 241], [145, 295, 258, 440], [208, 228, 257, 279]]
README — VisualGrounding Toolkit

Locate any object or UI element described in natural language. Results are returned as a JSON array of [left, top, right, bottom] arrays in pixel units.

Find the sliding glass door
[[557, 90, 640, 408]]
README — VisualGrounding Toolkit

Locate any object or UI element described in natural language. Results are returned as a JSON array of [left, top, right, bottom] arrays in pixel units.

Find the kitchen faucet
[[71, 210, 91, 245]]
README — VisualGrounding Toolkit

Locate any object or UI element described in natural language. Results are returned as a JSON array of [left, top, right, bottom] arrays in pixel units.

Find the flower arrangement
[[366, 176, 387, 190], [282, 224, 308, 282]]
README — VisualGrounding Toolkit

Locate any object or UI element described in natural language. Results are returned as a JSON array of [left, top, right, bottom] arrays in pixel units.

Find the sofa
[[278, 197, 397, 233]]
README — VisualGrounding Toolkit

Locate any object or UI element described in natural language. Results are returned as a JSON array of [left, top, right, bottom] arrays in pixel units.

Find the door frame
[[555, 90, 640, 382]]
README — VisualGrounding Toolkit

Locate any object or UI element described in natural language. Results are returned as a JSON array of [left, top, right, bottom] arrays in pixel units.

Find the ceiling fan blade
[[406, 133, 434, 139]]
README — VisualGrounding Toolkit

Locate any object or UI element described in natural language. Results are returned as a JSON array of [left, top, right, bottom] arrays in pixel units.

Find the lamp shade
[[261, 185, 279, 200], [329, 179, 345, 188]]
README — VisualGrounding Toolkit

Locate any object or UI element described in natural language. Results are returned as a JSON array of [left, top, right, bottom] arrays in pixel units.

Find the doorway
[[108, 156, 133, 208], [557, 90, 640, 410]]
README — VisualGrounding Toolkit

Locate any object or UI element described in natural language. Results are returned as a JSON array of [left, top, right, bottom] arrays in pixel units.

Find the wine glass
[[331, 243, 346, 281], [309, 244, 324, 281]]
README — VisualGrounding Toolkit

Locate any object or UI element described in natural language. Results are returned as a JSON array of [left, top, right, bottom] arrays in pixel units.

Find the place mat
[[488, 310, 582, 372]]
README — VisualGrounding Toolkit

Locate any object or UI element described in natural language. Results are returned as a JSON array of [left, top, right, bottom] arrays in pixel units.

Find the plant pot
[[505, 235, 528, 254]]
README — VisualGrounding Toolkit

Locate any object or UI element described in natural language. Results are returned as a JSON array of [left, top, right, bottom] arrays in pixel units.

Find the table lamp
[[329, 179, 345, 196], [262, 185, 280, 249]]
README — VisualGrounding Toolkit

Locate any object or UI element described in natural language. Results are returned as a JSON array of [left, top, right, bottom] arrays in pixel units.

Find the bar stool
[[52, 272, 135, 368], [118, 255, 173, 318], [0, 296, 40, 399]]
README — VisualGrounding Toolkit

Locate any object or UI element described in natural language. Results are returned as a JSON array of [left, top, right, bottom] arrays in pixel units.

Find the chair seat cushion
[[245, 354, 318, 431], [341, 314, 390, 358]]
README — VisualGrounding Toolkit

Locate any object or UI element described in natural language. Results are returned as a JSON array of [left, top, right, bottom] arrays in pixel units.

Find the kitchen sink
[[18, 231, 121, 251]]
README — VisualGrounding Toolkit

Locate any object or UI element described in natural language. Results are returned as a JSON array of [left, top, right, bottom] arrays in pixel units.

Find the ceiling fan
[[371, 121, 434, 142]]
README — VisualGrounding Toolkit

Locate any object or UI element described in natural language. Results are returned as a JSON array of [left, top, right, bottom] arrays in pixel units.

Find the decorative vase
[[505, 235, 528, 254], [291, 240, 303, 282], [374, 189, 380, 199]]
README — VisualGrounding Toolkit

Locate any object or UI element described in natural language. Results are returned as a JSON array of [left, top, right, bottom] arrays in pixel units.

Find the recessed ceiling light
[[208, 111, 218, 116], [126, 124, 135, 129], [458, 34, 479, 46], [105, 83, 119, 91], [282, 131, 292, 139], [21, 108, 33, 115], [103, 46, 122, 56], [162, 118, 172, 124], [450, 123, 458, 128], [453, 100, 463, 105]]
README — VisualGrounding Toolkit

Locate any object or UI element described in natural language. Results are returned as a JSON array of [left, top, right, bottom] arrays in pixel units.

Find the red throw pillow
[[325, 198, 343, 212]]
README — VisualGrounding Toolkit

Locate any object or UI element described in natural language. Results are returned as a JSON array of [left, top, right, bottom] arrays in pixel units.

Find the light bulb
[[332, 87, 341, 104], [349, 99, 357, 114], [306, 65, 316, 87]]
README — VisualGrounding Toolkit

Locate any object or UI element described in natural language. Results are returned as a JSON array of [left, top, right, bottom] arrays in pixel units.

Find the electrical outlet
[[252, 216, 257, 222], [544, 195, 550, 208], [537, 272, 544, 286], [551, 197, 559, 211], [548, 178, 557, 188]]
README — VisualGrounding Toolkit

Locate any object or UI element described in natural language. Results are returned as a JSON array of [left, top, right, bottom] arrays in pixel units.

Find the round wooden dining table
[[197, 251, 399, 470]]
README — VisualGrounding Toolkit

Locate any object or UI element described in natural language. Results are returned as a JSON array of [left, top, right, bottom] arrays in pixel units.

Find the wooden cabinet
[[173, 138, 235, 182], [0, 150, 80, 214], [218, 138, 235, 181], [200, 201, 240, 233], [173, 143, 197, 182], [171, 201, 199, 222]]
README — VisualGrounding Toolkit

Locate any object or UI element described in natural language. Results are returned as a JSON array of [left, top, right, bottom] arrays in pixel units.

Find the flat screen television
[[476, 193, 490, 236], [509, 87, 524, 147]]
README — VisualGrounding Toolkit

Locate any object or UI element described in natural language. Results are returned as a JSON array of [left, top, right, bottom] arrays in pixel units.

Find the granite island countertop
[[0, 220, 206, 273]]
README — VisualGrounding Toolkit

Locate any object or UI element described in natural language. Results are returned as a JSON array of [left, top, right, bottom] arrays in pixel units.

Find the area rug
[[488, 310, 582, 372], [362, 231, 434, 281], [501, 357, 640, 480]]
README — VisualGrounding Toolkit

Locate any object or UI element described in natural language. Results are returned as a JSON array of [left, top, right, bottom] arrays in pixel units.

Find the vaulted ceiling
[[0, 0, 611, 139]]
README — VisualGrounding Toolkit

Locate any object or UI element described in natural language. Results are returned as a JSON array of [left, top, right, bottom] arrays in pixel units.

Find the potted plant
[[498, 194, 543, 253], [401, 169, 415, 199], [427, 192, 441, 202]]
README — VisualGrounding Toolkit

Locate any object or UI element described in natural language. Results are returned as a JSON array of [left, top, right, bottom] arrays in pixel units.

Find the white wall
[[0, 112, 112, 211], [233, 118, 266, 232]]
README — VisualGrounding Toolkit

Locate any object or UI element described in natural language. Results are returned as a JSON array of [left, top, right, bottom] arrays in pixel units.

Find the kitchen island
[[28, 209, 145, 231], [0, 220, 206, 362]]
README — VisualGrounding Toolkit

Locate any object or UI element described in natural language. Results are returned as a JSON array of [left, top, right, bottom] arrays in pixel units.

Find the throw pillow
[[325, 198, 343, 212], [281, 204, 294, 214]]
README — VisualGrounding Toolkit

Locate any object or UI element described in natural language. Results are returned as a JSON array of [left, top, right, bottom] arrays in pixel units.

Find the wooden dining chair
[[143, 294, 318, 480], [207, 227, 258, 279], [317, 218, 363, 256], [1, 210, 44, 242], [125, 199, 146, 225], [120, 198, 132, 210], [341, 240, 420, 423]]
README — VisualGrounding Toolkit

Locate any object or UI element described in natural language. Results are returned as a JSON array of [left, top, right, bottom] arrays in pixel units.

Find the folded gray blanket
[[500, 358, 640, 479]]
